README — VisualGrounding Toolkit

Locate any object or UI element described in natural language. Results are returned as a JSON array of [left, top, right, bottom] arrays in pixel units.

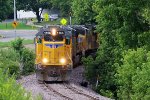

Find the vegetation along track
[[43, 82, 99, 100]]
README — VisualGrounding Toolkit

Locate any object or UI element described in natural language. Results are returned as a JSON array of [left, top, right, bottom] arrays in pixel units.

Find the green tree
[[83, 0, 150, 98], [50, 0, 72, 17], [142, 3, 150, 24], [17, 0, 52, 22], [72, 0, 96, 24], [116, 48, 150, 100], [82, 56, 97, 83], [0, 0, 12, 21]]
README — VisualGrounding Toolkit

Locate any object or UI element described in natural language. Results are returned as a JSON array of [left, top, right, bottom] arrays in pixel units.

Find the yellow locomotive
[[35, 25, 98, 82]]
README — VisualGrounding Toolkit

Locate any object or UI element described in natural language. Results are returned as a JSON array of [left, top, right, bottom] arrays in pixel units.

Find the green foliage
[[0, 43, 35, 77], [116, 48, 150, 100], [1, 60, 20, 77], [82, 56, 97, 83], [21, 48, 35, 75], [93, 0, 149, 49], [0, 69, 31, 100], [0, 40, 38, 100], [11, 38, 35, 75], [0, 49, 20, 77], [0, 0, 12, 21], [142, 4, 150, 24], [0, 48, 19, 62], [0, 39, 33, 48], [11, 38, 24, 55], [72, 0, 96, 24], [138, 31, 150, 50], [50, 0, 72, 16], [94, 47, 122, 98], [82, 0, 150, 99]]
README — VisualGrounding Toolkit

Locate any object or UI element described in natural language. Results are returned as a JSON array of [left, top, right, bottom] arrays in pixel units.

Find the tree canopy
[[116, 48, 150, 99], [72, 0, 96, 24], [50, 0, 72, 16], [0, 0, 12, 21], [83, 0, 150, 99]]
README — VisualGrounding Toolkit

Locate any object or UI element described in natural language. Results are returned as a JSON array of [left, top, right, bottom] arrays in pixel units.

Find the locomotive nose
[[43, 42, 66, 65]]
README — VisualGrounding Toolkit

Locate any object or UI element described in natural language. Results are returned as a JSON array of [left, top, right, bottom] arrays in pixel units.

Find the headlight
[[60, 58, 66, 64], [51, 28, 56, 36], [42, 58, 48, 63]]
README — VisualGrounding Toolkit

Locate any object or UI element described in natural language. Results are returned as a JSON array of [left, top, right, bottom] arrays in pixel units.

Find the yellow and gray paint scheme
[[35, 25, 98, 82]]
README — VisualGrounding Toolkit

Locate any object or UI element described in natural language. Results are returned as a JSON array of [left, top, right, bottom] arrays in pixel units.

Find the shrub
[[0, 49, 20, 77], [21, 48, 35, 75], [11, 38, 24, 53], [82, 56, 97, 83], [1, 60, 20, 77], [11, 38, 24, 57], [11, 38, 35, 75], [115, 48, 150, 100], [0, 69, 31, 100], [0, 48, 19, 61]]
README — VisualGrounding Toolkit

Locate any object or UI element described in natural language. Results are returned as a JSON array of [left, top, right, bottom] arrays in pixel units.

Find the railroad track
[[43, 82, 99, 100], [44, 82, 73, 100], [63, 83, 99, 100]]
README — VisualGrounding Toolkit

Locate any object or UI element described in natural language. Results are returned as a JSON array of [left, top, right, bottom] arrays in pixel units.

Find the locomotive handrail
[[66, 47, 73, 66]]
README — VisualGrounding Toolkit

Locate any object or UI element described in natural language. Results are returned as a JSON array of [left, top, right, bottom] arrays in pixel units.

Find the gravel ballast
[[17, 66, 111, 100]]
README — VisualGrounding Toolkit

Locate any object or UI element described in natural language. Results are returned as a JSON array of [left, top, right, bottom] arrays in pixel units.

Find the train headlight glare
[[43, 58, 48, 63], [52, 28, 56, 36], [60, 58, 66, 64]]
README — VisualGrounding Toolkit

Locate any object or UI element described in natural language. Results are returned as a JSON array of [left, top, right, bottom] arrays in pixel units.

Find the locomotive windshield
[[43, 31, 64, 41]]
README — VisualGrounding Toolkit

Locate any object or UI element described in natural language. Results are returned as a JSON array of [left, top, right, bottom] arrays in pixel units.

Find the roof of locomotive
[[36, 25, 93, 36]]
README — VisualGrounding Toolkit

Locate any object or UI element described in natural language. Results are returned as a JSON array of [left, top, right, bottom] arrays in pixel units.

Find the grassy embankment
[[0, 17, 76, 30], [0, 39, 33, 48], [0, 22, 37, 30]]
